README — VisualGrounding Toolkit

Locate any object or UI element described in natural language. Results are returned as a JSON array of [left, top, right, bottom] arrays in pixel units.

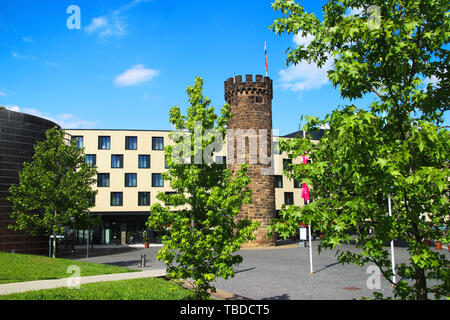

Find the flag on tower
[[265, 41, 268, 76]]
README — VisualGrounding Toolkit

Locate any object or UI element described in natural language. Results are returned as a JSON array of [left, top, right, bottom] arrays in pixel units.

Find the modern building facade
[[65, 129, 175, 245], [0, 108, 60, 254], [66, 126, 322, 246]]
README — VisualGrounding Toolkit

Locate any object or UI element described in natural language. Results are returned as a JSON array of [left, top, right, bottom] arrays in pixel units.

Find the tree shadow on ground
[[313, 262, 340, 274], [103, 260, 149, 268], [262, 293, 290, 300], [235, 267, 256, 274]]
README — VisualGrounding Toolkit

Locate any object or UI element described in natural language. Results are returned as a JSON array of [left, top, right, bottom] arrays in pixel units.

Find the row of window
[[97, 173, 164, 188], [282, 192, 311, 205], [72, 136, 164, 151], [96, 190, 297, 207], [111, 191, 150, 206], [107, 191, 176, 206], [275, 175, 303, 189], [108, 191, 145, 206], [85, 154, 168, 169]]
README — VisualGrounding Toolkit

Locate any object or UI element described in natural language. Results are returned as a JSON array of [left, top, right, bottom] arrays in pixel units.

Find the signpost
[[388, 197, 396, 285], [49, 235, 64, 258]]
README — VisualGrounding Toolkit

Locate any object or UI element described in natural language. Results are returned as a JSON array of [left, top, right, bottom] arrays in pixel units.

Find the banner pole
[[307, 200, 314, 274], [388, 197, 396, 285]]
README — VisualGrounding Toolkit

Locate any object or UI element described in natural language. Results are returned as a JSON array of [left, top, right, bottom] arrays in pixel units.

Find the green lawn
[[0, 252, 195, 300], [0, 252, 136, 284], [0, 277, 194, 300]]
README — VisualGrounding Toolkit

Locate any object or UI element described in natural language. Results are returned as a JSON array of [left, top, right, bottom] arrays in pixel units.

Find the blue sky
[[0, 0, 445, 135]]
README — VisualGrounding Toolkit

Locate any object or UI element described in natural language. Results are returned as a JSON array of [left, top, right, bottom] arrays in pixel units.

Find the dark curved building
[[0, 108, 59, 254]]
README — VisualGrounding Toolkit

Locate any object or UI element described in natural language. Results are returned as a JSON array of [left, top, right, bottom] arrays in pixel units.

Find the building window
[[138, 155, 150, 168], [275, 175, 283, 188], [152, 173, 164, 187], [110, 192, 123, 206], [125, 136, 137, 150], [294, 179, 302, 189], [98, 136, 110, 150], [125, 173, 137, 187], [72, 136, 83, 149], [111, 154, 124, 168], [215, 156, 226, 165], [152, 137, 164, 150], [283, 159, 292, 171], [97, 173, 110, 187], [284, 192, 294, 205], [138, 192, 150, 206], [85, 154, 96, 167]]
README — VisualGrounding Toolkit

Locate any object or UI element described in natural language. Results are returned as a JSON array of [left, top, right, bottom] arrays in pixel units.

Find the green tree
[[8, 127, 97, 258], [267, 0, 449, 299], [146, 77, 258, 300]]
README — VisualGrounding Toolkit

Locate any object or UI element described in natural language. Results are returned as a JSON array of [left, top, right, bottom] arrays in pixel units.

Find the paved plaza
[[75, 240, 450, 300]]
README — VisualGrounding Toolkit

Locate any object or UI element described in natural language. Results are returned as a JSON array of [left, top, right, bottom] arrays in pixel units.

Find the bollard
[[141, 254, 146, 268]]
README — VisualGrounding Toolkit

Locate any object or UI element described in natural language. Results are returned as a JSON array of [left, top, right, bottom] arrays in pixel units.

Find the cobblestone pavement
[[75, 241, 450, 300]]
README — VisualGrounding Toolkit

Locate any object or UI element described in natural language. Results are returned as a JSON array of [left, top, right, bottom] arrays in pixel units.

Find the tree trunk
[[415, 267, 428, 300], [52, 232, 56, 258]]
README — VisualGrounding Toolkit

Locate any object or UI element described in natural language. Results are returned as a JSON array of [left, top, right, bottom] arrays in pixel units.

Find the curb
[[241, 243, 299, 251]]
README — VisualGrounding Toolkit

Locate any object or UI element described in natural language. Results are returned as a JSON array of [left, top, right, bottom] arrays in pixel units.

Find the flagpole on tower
[[265, 41, 268, 77]]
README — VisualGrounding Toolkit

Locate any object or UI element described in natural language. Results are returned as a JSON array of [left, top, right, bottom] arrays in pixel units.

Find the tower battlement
[[224, 74, 273, 102]]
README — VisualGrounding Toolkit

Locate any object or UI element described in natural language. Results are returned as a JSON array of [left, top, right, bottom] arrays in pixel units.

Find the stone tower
[[224, 74, 276, 247]]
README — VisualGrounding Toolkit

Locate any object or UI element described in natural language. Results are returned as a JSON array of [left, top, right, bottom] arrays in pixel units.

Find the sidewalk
[[0, 269, 166, 296], [74, 243, 163, 250]]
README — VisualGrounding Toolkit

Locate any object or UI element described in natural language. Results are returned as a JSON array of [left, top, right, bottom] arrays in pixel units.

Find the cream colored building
[[66, 129, 322, 245]]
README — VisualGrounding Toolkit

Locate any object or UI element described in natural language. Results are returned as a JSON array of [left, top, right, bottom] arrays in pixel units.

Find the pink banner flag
[[302, 183, 310, 202], [301, 154, 309, 202]]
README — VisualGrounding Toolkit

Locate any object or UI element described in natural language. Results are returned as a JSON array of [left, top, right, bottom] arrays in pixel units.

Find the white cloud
[[3, 105, 96, 129], [277, 34, 333, 93], [85, 16, 108, 34], [85, 0, 151, 40], [22, 36, 33, 43], [293, 33, 315, 47], [423, 75, 439, 88], [5, 105, 20, 112], [85, 16, 120, 40], [346, 7, 364, 16], [278, 59, 333, 92], [11, 51, 24, 59], [0, 91, 5, 96], [114, 65, 160, 87]]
